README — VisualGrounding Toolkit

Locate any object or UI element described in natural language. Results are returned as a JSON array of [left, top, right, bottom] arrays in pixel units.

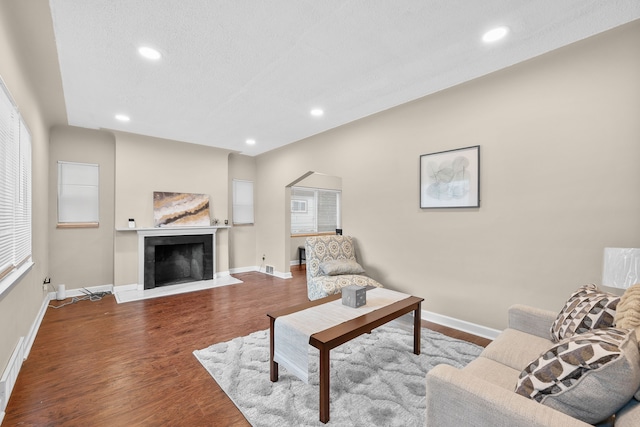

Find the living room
[[1, 1, 639, 424]]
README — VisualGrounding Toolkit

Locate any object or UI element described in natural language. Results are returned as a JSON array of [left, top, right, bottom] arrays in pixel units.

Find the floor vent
[[265, 265, 274, 275], [0, 336, 25, 412]]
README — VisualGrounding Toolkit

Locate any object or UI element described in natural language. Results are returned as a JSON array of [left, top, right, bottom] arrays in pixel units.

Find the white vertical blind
[[232, 179, 254, 224], [0, 78, 31, 282], [57, 161, 99, 223]]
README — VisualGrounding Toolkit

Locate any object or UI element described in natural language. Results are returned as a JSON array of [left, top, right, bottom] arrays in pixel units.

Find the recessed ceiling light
[[246, 139, 256, 145], [310, 108, 324, 117], [138, 46, 162, 60], [115, 114, 130, 122], [482, 26, 509, 43]]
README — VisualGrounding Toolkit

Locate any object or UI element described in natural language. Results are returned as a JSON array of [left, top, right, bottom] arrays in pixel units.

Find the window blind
[[0, 78, 32, 283], [57, 161, 99, 224], [232, 179, 254, 224]]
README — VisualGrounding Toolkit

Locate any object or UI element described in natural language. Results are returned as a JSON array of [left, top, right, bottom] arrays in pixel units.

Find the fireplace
[[136, 227, 219, 290], [143, 234, 213, 289]]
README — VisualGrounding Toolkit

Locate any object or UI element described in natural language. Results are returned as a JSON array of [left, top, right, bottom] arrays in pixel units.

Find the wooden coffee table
[[267, 292, 424, 424]]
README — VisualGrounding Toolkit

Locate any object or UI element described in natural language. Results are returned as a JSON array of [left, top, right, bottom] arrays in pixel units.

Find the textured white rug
[[194, 322, 483, 426]]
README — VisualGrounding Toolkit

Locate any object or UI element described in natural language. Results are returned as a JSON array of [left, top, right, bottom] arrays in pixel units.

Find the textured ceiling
[[49, 0, 640, 156]]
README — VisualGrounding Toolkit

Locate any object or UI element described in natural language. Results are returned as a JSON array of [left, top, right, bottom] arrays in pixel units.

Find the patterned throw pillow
[[550, 284, 619, 342], [515, 328, 640, 424]]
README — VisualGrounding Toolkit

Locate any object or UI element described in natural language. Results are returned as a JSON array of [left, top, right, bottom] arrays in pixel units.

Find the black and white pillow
[[550, 284, 619, 342], [515, 328, 640, 424]]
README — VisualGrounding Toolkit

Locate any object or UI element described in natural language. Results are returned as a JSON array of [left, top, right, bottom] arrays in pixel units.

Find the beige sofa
[[425, 304, 640, 426]]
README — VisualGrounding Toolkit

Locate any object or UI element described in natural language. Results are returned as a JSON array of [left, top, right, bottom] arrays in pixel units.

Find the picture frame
[[420, 145, 480, 209]]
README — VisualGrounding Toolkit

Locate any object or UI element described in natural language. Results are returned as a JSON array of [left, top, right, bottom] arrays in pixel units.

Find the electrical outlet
[[43, 283, 48, 292]]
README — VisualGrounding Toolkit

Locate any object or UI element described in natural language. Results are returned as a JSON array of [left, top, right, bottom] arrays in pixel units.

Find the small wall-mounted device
[[128, 218, 136, 228]]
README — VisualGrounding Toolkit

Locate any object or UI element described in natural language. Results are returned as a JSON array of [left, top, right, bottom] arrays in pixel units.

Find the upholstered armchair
[[305, 235, 383, 300]]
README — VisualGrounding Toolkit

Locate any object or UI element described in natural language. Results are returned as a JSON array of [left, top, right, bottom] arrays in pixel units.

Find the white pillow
[[319, 259, 365, 276]]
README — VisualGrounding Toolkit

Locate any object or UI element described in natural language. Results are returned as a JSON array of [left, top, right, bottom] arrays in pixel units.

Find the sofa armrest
[[426, 364, 591, 427], [507, 304, 556, 340]]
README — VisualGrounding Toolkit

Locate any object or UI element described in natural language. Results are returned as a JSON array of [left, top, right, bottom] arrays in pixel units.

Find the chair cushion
[[550, 284, 619, 342], [307, 275, 383, 299], [514, 328, 640, 424], [320, 259, 365, 276]]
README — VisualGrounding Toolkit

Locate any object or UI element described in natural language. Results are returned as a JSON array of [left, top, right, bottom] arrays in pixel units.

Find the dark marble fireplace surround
[[143, 234, 213, 289]]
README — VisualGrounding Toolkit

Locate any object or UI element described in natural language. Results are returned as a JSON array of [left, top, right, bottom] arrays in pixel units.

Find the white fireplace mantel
[[115, 226, 230, 288]]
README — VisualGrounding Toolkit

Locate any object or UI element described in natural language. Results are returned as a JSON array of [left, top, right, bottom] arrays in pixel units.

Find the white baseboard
[[271, 270, 292, 279], [0, 290, 53, 415], [230, 266, 292, 279], [229, 266, 259, 274], [64, 284, 114, 299], [23, 294, 51, 358], [421, 309, 501, 340], [0, 337, 24, 415], [112, 283, 138, 293]]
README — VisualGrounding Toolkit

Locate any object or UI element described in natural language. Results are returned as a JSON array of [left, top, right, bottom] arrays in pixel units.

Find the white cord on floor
[[48, 291, 111, 309]]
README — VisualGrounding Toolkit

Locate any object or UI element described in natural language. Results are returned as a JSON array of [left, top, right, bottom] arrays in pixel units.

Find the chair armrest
[[508, 304, 556, 340], [426, 364, 591, 427]]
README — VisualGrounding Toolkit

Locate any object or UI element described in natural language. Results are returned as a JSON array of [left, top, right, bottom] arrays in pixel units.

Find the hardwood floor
[[4, 266, 490, 426]]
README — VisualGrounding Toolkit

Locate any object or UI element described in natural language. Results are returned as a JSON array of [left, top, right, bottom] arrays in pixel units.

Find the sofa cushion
[[550, 284, 619, 342], [480, 328, 554, 371], [463, 356, 522, 390], [614, 398, 640, 427], [319, 259, 365, 276], [514, 328, 640, 424]]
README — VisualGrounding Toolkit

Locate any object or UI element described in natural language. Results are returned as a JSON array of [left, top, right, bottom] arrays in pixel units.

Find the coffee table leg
[[269, 317, 279, 382], [319, 346, 330, 423], [413, 301, 421, 355]]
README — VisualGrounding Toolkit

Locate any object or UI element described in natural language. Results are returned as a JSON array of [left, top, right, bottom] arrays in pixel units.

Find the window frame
[[56, 161, 100, 228], [290, 186, 341, 237], [0, 76, 33, 296], [232, 179, 254, 225]]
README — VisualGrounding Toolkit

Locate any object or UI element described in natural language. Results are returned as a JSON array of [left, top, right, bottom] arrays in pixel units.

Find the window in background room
[[291, 187, 341, 235], [0, 76, 32, 292], [232, 179, 254, 225], [57, 161, 99, 227]]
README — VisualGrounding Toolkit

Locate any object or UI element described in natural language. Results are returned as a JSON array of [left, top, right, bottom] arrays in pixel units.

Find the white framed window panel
[[291, 187, 341, 235], [232, 179, 254, 225], [0, 76, 32, 286], [57, 161, 99, 224]]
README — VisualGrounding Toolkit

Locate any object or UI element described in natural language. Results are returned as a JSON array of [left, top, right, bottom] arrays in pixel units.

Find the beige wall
[[113, 132, 232, 285], [0, 0, 62, 373], [48, 126, 116, 290], [228, 154, 258, 269], [255, 21, 640, 330]]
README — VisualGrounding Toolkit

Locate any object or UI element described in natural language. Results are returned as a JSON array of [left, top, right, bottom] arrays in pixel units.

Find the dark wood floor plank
[[4, 266, 490, 426]]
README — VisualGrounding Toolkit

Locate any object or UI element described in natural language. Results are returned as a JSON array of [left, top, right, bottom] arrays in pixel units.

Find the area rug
[[193, 322, 483, 426]]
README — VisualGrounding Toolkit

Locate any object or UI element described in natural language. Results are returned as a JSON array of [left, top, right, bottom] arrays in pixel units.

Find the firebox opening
[[143, 234, 214, 289], [154, 243, 205, 287]]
